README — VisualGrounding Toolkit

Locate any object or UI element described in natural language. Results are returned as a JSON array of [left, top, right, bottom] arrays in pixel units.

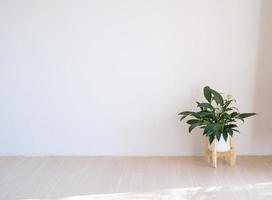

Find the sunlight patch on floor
[[21, 182, 272, 200]]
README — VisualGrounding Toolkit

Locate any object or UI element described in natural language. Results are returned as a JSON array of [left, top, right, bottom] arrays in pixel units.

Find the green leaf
[[186, 119, 200, 125], [219, 112, 228, 120], [196, 101, 204, 111], [209, 135, 215, 144], [223, 100, 232, 109], [178, 111, 194, 121], [189, 122, 202, 133], [232, 129, 240, 133], [205, 123, 220, 136], [216, 132, 221, 141], [204, 125, 212, 135], [237, 113, 256, 119], [178, 111, 194, 116], [197, 102, 214, 110], [225, 124, 238, 129], [191, 113, 202, 119], [230, 112, 238, 118], [180, 115, 188, 121], [203, 86, 212, 102], [211, 89, 224, 106], [235, 116, 244, 123], [228, 129, 233, 137], [199, 111, 213, 118], [223, 132, 228, 142]]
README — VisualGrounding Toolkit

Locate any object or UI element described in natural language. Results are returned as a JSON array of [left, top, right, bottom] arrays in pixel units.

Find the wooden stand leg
[[204, 137, 209, 163], [212, 140, 217, 168], [230, 137, 236, 166]]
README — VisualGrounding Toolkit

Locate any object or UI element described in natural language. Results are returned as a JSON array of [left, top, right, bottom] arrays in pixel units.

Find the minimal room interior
[[1, 0, 272, 199]]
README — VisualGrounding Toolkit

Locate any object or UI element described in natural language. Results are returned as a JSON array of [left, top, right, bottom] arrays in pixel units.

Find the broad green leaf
[[205, 123, 220, 136], [219, 112, 228, 120], [196, 101, 204, 111], [186, 119, 200, 125], [232, 129, 240, 133], [204, 124, 213, 135], [223, 100, 232, 109], [189, 122, 202, 133], [235, 116, 244, 123], [237, 113, 256, 119], [179, 111, 194, 121], [223, 132, 228, 142], [228, 129, 233, 137], [197, 102, 214, 110], [203, 86, 212, 102], [230, 112, 238, 117], [199, 111, 213, 118], [225, 124, 238, 129], [213, 123, 221, 133], [209, 135, 215, 144], [191, 113, 202, 119], [216, 132, 221, 141], [178, 111, 194, 116], [211, 89, 224, 106]]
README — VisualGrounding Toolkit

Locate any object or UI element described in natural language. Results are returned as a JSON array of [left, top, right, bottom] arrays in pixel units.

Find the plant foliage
[[178, 86, 256, 144]]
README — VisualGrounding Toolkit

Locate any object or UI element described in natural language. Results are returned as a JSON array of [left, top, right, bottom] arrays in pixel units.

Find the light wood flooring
[[1, 156, 272, 200]]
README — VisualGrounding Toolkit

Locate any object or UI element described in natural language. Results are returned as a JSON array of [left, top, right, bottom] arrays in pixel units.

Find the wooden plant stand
[[204, 136, 236, 168]]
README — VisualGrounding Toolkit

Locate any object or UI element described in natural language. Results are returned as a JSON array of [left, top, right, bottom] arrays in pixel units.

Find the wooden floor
[[1, 156, 272, 200]]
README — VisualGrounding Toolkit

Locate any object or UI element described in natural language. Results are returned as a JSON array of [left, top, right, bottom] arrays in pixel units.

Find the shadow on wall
[[253, 0, 272, 154]]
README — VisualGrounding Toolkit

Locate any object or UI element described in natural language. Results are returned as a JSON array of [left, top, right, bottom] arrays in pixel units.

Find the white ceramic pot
[[208, 135, 230, 152]]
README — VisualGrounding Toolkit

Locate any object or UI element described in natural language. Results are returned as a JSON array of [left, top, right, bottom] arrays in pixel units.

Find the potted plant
[[178, 86, 256, 152]]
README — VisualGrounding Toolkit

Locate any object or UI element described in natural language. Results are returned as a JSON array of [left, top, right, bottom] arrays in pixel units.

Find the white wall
[[0, 0, 271, 155]]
